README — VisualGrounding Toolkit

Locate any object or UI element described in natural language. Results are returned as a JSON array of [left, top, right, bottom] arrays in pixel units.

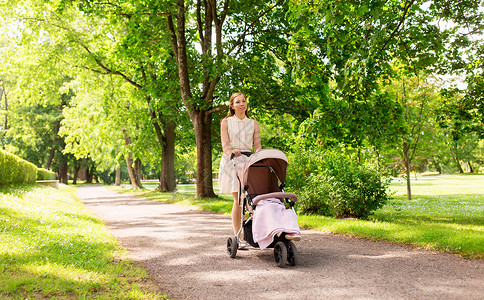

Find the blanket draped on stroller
[[252, 198, 301, 249]]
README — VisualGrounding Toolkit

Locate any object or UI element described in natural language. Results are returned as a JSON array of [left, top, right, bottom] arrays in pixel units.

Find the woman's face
[[232, 95, 247, 115]]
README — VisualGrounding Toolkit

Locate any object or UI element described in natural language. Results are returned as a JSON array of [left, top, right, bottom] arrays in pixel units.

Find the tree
[[438, 87, 483, 173], [167, 0, 301, 198], [61, 67, 184, 188], [62, 2, 180, 191], [387, 72, 442, 199], [0, 26, 76, 180], [1, 0, 181, 190], [0, 79, 7, 149]]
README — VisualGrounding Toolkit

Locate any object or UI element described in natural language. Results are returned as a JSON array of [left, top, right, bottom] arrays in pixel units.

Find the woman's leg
[[231, 192, 241, 236]]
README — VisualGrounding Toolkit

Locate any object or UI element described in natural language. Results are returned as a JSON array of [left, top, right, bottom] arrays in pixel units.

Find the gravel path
[[77, 185, 484, 300]]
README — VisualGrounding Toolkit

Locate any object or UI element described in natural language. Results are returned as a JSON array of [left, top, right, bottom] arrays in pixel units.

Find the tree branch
[[380, 0, 415, 52], [77, 43, 143, 90], [228, 0, 285, 55], [207, 105, 228, 114], [167, 16, 179, 62]]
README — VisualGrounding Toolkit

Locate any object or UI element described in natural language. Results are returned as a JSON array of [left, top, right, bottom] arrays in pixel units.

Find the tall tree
[[167, 0, 311, 198], [0, 79, 7, 149], [60, 70, 161, 188], [438, 88, 483, 173], [0, 25, 75, 176], [1, 0, 180, 190], [387, 72, 441, 199]]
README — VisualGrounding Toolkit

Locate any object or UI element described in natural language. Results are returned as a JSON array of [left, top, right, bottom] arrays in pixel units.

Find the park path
[[76, 185, 484, 300]]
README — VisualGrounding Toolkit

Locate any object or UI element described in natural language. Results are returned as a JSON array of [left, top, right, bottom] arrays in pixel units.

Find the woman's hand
[[232, 150, 242, 157]]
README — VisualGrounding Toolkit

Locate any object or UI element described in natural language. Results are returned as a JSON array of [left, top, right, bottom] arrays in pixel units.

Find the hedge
[[37, 168, 56, 180], [0, 149, 37, 185]]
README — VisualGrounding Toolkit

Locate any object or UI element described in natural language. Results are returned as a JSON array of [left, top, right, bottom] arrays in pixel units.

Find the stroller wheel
[[273, 241, 288, 267], [286, 241, 299, 266], [227, 236, 238, 258]]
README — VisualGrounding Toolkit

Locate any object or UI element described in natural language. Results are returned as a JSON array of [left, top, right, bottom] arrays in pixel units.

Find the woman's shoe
[[238, 240, 248, 250], [285, 233, 302, 241]]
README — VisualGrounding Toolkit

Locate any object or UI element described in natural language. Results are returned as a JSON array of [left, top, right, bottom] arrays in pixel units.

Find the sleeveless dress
[[218, 116, 255, 193]]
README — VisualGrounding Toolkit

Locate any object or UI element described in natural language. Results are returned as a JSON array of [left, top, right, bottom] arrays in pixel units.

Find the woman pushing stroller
[[219, 93, 261, 249], [219, 93, 302, 252]]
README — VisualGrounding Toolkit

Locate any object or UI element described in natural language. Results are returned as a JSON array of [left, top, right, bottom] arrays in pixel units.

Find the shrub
[[286, 149, 324, 192], [0, 149, 37, 185], [289, 147, 391, 219], [297, 173, 334, 216], [37, 168, 56, 180]]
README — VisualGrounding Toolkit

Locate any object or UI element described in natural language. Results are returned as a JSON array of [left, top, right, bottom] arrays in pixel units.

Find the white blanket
[[252, 198, 301, 249]]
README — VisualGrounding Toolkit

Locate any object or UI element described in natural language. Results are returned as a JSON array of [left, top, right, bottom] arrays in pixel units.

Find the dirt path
[[77, 185, 484, 300]]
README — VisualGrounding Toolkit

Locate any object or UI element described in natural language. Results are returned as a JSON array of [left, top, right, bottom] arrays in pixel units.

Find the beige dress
[[219, 116, 255, 193]]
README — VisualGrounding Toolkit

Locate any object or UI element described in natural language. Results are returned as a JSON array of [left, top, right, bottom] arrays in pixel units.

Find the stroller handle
[[230, 151, 252, 160], [252, 192, 298, 206]]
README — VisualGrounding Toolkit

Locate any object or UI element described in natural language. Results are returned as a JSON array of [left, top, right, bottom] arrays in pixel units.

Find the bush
[[286, 149, 324, 192], [288, 147, 391, 219], [297, 173, 334, 216], [37, 168, 56, 180], [0, 149, 37, 185]]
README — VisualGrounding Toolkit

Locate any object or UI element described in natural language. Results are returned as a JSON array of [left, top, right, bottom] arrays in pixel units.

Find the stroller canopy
[[235, 149, 289, 196]]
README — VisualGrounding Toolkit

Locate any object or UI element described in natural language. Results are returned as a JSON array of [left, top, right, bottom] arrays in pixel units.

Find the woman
[[219, 93, 262, 247]]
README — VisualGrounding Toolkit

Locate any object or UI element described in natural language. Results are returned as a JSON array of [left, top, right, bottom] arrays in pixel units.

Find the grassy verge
[[0, 184, 166, 299], [113, 175, 484, 259]]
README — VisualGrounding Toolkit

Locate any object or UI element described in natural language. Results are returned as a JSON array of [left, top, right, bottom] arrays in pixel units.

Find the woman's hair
[[226, 93, 249, 118]]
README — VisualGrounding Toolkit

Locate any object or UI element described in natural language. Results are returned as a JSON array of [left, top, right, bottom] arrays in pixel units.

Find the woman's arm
[[221, 118, 233, 157], [253, 121, 262, 152]]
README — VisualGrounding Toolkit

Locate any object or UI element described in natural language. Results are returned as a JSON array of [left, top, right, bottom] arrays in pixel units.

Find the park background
[[1, 0, 483, 250], [2, 0, 483, 213], [1, 1, 483, 298]]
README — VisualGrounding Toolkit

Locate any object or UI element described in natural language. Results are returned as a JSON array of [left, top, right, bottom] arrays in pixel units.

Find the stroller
[[226, 149, 300, 267]]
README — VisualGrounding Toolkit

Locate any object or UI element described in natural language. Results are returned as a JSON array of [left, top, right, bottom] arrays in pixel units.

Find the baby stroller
[[226, 149, 300, 267]]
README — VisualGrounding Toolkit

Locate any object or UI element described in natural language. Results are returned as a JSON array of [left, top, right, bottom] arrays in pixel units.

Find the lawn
[[0, 184, 166, 299], [117, 174, 484, 259]]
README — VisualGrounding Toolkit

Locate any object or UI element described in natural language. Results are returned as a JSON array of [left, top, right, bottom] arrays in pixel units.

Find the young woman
[[219, 93, 262, 247]]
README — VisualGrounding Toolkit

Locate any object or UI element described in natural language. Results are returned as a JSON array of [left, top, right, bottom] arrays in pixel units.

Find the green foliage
[[36, 168, 56, 180], [0, 149, 37, 185], [1, 0, 483, 193], [296, 173, 334, 216], [5, 103, 65, 167], [175, 147, 196, 184], [288, 147, 391, 219]]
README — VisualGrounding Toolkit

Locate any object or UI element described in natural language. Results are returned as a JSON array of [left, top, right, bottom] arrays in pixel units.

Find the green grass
[[114, 175, 484, 259], [0, 184, 166, 299]]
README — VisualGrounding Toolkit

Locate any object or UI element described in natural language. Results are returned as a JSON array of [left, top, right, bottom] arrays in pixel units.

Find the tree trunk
[[135, 158, 142, 180], [1, 84, 7, 149], [115, 167, 121, 186], [125, 153, 137, 188], [436, 165, 442, 174], [169, 1, 217, 198], [158, 121, 176, 192], [72, 163, 81, 185], [58, 160, 69, 184], [147, 94, 177, 192], [86, 165, 95, 183], [454, 154, 464, 173], [123, 129, 143, 189], [403, 140, 412, 200], [193, 110, 217, 198], [45, 147, 56, 170], [125, 153, 143, 189], [45, 120, 61, 169], [468, 161, 474, 173]]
